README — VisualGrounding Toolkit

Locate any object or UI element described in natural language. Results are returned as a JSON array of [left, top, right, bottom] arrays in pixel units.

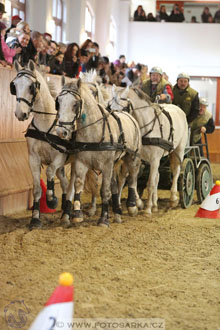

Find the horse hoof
[[113, 214, 122, 224], [86, 208, 96, 217], [152, 206, 158, 212], [97, 217, 109, 227], [143, 209, 152, 217], [29, 218, 42, 230], [136, 198, 144, 210], [72, 210, 84, 223], [61, 214, 71, 228], [170, 200, 179, 208], [128, 206, 138, 216], [46, 196, 58, 209]]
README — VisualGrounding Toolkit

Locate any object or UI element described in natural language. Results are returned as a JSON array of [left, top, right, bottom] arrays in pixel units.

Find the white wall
[[125, 21, 220, 84]]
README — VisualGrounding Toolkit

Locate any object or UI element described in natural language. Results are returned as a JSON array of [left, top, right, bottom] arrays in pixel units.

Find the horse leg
[[61, 164, 75, 227], [72, 164, 88, 223], [111, 171, 122, 224], [29, 156, 42, 229], [125, 155, 142, 216], [145, 159, 160, 215], [169, 151, 182, 208], [98, 166, 113, 227], [56, 167, 69, 210], [45, 164, 60, 209], [152, 172, 160, 212]]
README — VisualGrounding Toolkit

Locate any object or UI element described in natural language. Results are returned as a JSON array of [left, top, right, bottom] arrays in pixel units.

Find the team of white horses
[[11, 60, 188, 229]]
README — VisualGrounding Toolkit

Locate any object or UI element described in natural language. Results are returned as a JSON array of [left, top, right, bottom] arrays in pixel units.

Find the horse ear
[[28, 60, 36, 72], [121, 85, 129, 99], [112, 84, 116, 97], [14, 60, 22, 72], [77, 78, 82, 89], [61, 75, 65, 87]]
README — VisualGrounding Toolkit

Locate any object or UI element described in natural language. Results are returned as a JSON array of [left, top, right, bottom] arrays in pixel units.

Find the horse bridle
[[10, 70, 40, 110], [107, 96, 134, 114], [56, 87, 83, 129]]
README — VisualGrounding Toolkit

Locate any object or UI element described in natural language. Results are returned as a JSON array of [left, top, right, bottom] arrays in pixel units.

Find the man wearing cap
[[189, 97, 215, 154], [172, 73, 200, 123], [5, 15, 22, 40], [141, 66, 173, 103]]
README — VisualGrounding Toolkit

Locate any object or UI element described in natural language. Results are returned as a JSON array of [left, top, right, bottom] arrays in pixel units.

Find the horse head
[[110, 85, 131, 112], [11, 60, 41, 121], [56, 79, 83, 140]]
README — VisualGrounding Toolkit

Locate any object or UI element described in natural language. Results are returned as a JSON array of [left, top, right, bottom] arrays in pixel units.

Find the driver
[[141, 66, 173, 103]]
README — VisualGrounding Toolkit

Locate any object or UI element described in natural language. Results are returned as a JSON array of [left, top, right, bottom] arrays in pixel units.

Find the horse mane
[[131, 86, 152, 105]]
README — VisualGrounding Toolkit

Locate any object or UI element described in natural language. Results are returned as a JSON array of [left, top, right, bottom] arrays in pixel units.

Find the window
[[190, 77, 220, 126], [6, 0, 26, 21], [52, 0, 64, 42], [107, 17, 117, 61], [85, 3, 94, 39]]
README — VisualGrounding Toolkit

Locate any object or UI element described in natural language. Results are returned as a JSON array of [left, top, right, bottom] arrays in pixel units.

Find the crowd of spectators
[[133, 3, 220, 23], [0, 2, 150, 87]]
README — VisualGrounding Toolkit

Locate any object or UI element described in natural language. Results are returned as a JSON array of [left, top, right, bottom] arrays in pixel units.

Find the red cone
[[29, 273, 74, 330], [40, 179, 56, 213], [195, 180, 220, 219]]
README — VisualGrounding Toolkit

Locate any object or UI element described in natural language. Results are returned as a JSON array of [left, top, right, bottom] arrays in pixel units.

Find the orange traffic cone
[[195, 180, 220, 219], [29, 272, 74, 330], [40, 179, 56, 213]]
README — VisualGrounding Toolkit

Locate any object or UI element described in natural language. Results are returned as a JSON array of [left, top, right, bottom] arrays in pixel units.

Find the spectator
[[214, 5, 220, 23], [58, 42, 67, 54], [5, 15, 22, 41], [157, 5, 169, 22], [207, 15, 214, 23], [191, 16, 198, 23], [201, 6, 212, 23], [141, 66, 173, 103], [38, 37, 50, 72], [189, 97, 215, 155], [46, 40, 58, 66], [64, 42, 79, 78], [0, 21, 21, 64], [27, 31, 43, 64], [0, 2, 6, 20], [77, 48, 89, 76], [172, 72, 199, 124], [147, 13, 156, 22], [43, 32, 52, 42], [97, 56, 111, 84], [86, 41, 100, 71], [7, 30, 30, 66], [49, 51, 65, 75], [119, 54, 126, 66], [169, 3, 185, 22], [133, 5, 147, 21]]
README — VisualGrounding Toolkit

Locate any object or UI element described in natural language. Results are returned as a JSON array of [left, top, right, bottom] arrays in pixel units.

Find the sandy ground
[[0, 164, 220, 330]]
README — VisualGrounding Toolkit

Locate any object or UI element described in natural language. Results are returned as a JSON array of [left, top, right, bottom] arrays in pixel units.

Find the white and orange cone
[[29, 273, 74, 330], [195, 180, 220, 219]]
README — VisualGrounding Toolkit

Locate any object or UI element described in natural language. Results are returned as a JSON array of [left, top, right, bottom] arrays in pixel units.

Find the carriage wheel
[[196, 162, 213, 204], [179, 158, 195, 208]]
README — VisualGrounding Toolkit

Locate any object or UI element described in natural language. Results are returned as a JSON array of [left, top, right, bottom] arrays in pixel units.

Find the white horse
[[11, 60, 70, 229], [55, 79, 142, 227], [110, 86, 188, 214]]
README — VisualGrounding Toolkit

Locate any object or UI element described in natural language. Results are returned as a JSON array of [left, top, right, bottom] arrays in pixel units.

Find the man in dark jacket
[[172, 72, 199, 124], [141, 66, 173, 103]]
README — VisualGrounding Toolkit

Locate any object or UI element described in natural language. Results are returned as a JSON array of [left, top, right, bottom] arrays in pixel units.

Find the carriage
[[137, 132, 213, 208]]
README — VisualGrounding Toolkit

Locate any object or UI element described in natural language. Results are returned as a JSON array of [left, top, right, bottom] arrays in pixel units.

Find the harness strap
[[110, 111, 125, 144]]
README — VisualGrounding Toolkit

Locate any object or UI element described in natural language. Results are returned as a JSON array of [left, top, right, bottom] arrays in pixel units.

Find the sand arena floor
[[0, 164, 220, 330]]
